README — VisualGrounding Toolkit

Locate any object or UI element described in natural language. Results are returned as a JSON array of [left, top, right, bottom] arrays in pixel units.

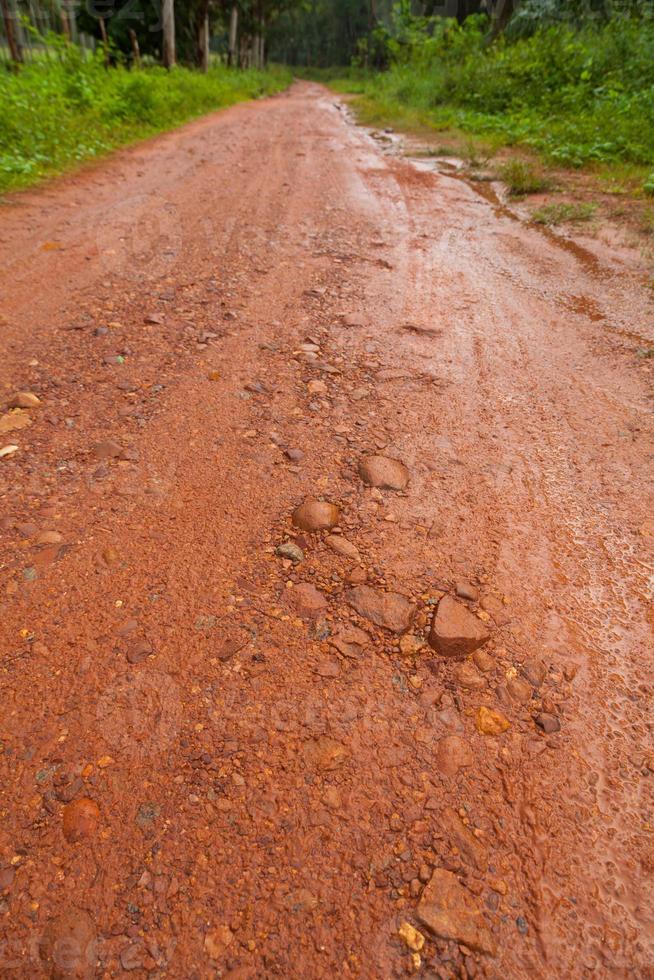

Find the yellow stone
[[398, 921, 425, 952], [476, 706, 510, 735]]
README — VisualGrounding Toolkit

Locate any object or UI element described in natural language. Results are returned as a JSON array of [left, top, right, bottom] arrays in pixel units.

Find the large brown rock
[[39, 909, 97, 978], [429, 595, 489, 659], [292, 499, 340, 532], [358, 455, 409, 491], [417, 868, 496, 955], [348, 585, 414, 633]]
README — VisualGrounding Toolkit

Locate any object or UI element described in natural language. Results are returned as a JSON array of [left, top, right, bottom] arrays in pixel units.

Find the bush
[[532, 201, 597, 223], [498, 159, 552, 195], [0, 48, 290, 193], [347, 13, 654, 168]]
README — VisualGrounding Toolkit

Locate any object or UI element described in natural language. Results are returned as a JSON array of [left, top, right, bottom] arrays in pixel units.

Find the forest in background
[[1, 0, 653, 192]]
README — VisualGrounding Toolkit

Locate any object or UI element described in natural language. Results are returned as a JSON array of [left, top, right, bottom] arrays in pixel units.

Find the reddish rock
[[342, 313, 365, 328], [39, 909, 97, 978], [92, 440, 122, 460], [434, 735, 473, 777], [292, 498, 340, 532], [507, 677, 532, 704], [9, 391, 40, 409], [358, 455, 409, 491], [289, 583, 327, 618], [454, 662, 486, 691], [330, 625, 369, 658], [0, 866, 15, 890], [127, 639, 153, 664], [472, 650, 495, 673], [62, 797, 100, 843], [441, 806, 488, 872], [429, 595, 489, 659], [455, 580, 479, 601], [417, 868, 496, 955], [535, 712, 561, 733], [348, 585, 414, 633], [346, 566, 367, 584], [302, 736, 348, 771], [521, 658, 547, 689], [325, 535, 360, 560], [35, 530, 64, 546], [480, 593, 510, 626]]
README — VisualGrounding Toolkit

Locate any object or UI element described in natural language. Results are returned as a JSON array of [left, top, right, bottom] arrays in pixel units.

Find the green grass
[[324, 16, 654, 187], [531, 201, 597, 224], [497, 159, 552, 196], [638, 208, 654, 236], [0, 48, 291, 193]]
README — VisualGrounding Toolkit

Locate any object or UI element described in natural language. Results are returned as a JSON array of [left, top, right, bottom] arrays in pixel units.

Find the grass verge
[[0, 50, 291, 194]]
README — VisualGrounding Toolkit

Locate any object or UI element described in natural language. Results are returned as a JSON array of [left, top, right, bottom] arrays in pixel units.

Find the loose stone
[[358, 455, 409, 490], [292, 498, 340, 532], [417, 868, 496, 956], [429, 595, 490, 659], [476, 706, 510, 735], [347, 584, 415, 633]]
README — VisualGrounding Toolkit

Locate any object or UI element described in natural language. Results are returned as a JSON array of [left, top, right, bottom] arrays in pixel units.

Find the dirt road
[[1, 81, 653, 978]]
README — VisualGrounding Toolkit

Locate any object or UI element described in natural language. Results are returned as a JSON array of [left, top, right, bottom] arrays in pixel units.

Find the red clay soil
[[1, 81, 653, 978]]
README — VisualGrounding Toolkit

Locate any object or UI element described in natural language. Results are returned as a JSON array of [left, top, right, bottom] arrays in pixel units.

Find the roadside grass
[[0, 50, 291, 194], [638, 208, 654, 237], [531, 201, 597, 225], [497, 159, 553, 197]]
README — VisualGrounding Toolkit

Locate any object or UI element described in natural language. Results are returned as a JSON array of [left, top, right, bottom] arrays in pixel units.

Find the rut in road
[[1, 82, 653, 978]]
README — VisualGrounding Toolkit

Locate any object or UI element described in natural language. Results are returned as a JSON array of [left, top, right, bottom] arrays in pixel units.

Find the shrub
[[498, 159, 552, 195], [0, 50, 290, 193], [346, 13, 654, 168], [532, 201, 597, 223]]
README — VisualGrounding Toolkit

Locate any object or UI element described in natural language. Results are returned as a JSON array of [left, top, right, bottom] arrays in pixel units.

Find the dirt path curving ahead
[[1, 81, 653, 978]]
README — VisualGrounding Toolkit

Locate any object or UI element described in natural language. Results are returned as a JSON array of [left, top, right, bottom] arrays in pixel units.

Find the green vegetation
[[639, 208, 654, 236], [326, 9, 654, 182], [498, 159, 552, 196], [532, 201, 597, 224], [0, 44, 289, 193]]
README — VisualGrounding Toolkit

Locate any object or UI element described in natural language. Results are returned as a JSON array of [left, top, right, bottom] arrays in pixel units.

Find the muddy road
[[1, 81, 653, 978]]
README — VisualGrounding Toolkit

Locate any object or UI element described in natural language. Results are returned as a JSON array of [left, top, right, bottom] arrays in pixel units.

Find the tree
[[162, 0, 176, 65], [0, 0, 23, 65]]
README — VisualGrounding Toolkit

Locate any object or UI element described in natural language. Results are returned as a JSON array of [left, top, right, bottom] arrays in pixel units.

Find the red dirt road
[[1, 82, 653, 978]]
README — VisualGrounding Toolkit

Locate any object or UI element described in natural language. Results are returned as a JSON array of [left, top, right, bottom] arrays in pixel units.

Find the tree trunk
[[129, 28, 141, 68], [0, 0, 23, 64], [228, 4, 238, 67], [198, 11, 209, 72], [98, 16, 110, 67], [258, 12, 265, 68], [60, 4, 70, 42], [489, 0, 513, 39], [162, 0, 175, 68], [66, 0, 78, 43]]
